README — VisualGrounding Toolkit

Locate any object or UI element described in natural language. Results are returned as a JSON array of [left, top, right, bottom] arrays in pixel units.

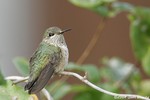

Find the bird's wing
[[25, 42, 61, 94]]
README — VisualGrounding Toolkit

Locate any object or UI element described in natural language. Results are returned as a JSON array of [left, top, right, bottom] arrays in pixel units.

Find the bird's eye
[[49, 33, 54, 37]]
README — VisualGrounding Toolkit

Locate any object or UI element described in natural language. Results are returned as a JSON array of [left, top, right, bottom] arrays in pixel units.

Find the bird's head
[[43, 27, 71, 46]]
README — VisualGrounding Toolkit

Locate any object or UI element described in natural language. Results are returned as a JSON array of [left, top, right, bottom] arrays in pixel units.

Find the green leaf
[[73, 83, 119, 100], [74, 90, 102, 100], [0, 69, 6, 85], [112, 2, 134, 12], [66, 63, 101, 83], [109, 2, 134, 17], [101, 94, 117, 100], [69, 0, 104, 8], [65, 62, 81, 70], [129, 7, 150, 60], [53, 84, 71, 100], [92, 5, 111, 17], [99, 67, 111, 81], [0, 80, 31, 100], [69, 0, 134, 17], [129, 69, 141, 90], [102, 57, 135, 81], [142, 47, 150, 75], [81, 64, 100, 83], [69, 0, 116, 8], [71, 85, 90, 92], [92, 1, 134, 17], [139, 80, 150, 96], [69, 0, 117, 17], [99, 83, 120, 100], [47, 81, 71, 100], [129, 7, 150, 75], [47, 81, 93, 100], [13, 57, 29, 76]]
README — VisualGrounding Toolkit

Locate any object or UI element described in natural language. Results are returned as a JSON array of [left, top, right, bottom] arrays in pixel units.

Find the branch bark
[[60, 71, 150, 100], [6, 71, 150, 100], [76, 18, 106, 64]]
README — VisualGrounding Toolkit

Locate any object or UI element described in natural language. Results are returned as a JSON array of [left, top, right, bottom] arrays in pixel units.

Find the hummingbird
[[25, 27, 71, 94]]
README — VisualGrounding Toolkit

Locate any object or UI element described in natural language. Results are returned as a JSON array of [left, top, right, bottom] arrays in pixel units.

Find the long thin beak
[[60, 29, 71, 34]]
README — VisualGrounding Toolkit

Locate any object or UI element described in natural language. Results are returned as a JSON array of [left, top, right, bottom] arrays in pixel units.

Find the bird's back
[[25, 41, 61, 94]]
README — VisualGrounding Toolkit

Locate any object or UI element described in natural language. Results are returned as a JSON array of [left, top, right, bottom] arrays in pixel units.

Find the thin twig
[[60, 71, 150, 100], [76, 18, 106, 64], [5, 76, 29, 81], [42, 88, 53, 100], [6, 76, 29, 84]]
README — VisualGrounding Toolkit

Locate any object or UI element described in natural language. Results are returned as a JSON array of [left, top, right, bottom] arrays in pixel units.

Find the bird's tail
[[25, 65, 54, 94]]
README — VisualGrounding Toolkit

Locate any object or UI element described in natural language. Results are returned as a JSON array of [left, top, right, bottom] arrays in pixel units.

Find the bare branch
[[76, 18, 106, 64], [60, 71, 150, 100], [5, 76, 29, 81], [6, 71, 150, 100], [6, 76, 29, 84]]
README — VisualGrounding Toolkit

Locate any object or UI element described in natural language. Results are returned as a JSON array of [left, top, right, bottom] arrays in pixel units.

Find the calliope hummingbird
[[25, 27, 71, 94]]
